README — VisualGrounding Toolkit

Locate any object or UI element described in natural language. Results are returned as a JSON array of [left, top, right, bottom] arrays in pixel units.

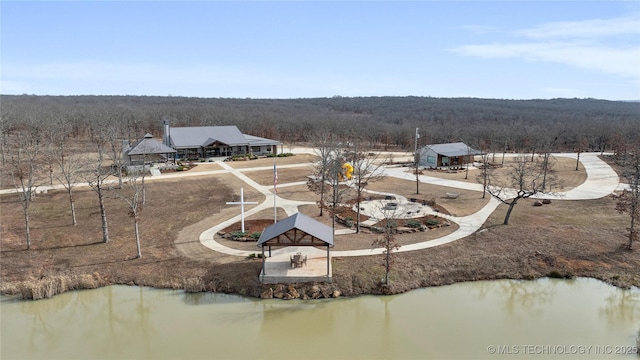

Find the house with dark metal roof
[[257, 212, 333, 284], [419, 142, 484, 169], [123, 133, 176, 165], [162, 121, 280, 159]]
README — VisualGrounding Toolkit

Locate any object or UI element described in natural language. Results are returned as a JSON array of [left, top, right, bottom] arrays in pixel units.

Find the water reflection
[[1, 278, 638, 360]]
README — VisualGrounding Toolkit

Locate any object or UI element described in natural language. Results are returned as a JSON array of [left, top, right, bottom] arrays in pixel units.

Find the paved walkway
[[1, 149, 619, 258], [197, 151, 620, 258]]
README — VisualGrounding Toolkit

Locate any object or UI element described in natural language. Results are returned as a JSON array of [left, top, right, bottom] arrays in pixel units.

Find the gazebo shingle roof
[[126, 134, 176, 155], [257, 212, 334, 247]]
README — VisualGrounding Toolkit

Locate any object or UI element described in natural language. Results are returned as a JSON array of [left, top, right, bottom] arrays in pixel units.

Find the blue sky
[[2, 1, 639, 100]]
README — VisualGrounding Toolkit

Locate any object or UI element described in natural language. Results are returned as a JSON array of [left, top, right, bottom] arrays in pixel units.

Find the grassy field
[[1, 151, 638, 300]]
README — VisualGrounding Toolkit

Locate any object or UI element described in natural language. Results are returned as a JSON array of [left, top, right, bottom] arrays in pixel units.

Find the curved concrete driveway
[[198, 152, 619, 257]]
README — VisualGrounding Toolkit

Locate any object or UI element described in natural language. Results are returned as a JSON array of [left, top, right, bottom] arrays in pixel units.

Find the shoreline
[[2, 245, 638, 301]]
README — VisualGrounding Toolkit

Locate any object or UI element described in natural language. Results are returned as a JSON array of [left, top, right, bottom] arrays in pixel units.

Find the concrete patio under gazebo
[[257, 213, 334, 284]]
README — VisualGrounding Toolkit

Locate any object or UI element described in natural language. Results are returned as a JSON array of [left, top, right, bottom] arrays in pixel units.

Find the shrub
[[426, 218, 439, 227], [344, 216, 354, 227], [250, 231, 262, 240], [231, 231, 248, 239], [407, 219, 422, 228]]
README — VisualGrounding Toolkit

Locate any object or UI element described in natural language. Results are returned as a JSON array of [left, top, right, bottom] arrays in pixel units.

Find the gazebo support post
[[261, 246, 266, 276], [326, 246, 330, 277]]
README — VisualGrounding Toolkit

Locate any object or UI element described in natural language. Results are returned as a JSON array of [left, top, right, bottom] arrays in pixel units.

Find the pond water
[[1, 278, 639, 359]]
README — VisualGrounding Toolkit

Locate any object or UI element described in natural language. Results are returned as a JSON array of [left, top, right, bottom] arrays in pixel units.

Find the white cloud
[[451, 14, 640, 82], [453, 42, 640, 79], [515, 15, 640, 39]]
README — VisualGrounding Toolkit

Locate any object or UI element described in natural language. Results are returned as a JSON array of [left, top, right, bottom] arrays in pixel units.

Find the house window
[[427, 155, 436, 164], [252, 146, 261, 152]]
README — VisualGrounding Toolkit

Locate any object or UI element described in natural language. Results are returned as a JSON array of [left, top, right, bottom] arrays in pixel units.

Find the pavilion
[[257, 212, 334, 284]]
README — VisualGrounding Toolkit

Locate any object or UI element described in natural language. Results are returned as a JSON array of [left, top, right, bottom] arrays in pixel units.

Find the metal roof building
[[162, 121, 280, 158], [168, 126, 249, 149], [419, 142, 484, 169]]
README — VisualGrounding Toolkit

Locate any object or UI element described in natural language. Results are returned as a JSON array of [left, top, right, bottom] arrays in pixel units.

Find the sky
[[1, 1, 639, 100]]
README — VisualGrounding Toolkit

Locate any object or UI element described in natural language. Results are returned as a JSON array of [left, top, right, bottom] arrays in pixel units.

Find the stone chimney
[[162, 120, 170, 147]]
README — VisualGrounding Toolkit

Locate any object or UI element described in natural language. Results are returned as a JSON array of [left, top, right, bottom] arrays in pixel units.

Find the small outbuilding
[[257, 212, 334, 284], [419, 142, 483, 169]]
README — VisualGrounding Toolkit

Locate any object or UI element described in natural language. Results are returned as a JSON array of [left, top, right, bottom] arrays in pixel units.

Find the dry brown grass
[[244, 166, 312, 186], [224, 154, 317, 169], [1, 151, 638, 300], [420, 155, 586, 191]]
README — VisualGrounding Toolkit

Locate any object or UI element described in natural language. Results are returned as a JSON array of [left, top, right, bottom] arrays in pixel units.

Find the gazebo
[[124, 133, 177, 165], [257, 212, 334, 284]]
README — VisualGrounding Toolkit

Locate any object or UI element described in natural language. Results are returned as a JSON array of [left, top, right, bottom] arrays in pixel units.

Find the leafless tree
[[615, 141, 640, 250], [476, 151, 492, 199], [348, 142, 386, 233], [326, 154, 350, 231], [113, 166, 146, 258], [539, 136, 560, 191], [308, 131, 337, 217], [371, 208, 401, 286], [0, 113, 9, 166], [487, 155, 557, 225], [85, 141, 112, 243], [7, 131, 43, 249], [574, 136, 589, 171], [45, 115, 86, 225], [90, 114, 126, 188]]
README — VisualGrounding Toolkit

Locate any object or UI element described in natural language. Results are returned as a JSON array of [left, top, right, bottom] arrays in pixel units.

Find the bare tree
[[45, 115, 86, 225], [349, 143, 386, 233], [90, 115, 126, 188], [476, 151, 492, 199], [0, 113, 9, 166], [487, 155, 557, 225], [113, 166, 146, 258], [574, 136, 589, 171], [308, 131, 337, 217], [539, 136, 559, 191], [371, 208, 401, 287], [7, 131, 43, 249], [85, 141, 112, 243], [615, 141, 640, 250], [326, 154, 350, 231]]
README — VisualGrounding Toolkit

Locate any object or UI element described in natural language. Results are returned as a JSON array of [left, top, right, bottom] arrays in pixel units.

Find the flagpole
[[273, 158, 277, 223]]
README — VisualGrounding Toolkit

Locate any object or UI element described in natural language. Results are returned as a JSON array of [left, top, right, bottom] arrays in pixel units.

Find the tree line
[[2, 95, 639, 154]]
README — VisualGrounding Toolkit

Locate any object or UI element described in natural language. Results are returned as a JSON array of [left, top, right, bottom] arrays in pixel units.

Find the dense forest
[[1, 95, 639, 153]]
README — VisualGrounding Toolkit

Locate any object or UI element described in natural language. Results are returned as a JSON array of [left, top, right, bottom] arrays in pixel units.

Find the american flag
[[273, 160, 278, 194]]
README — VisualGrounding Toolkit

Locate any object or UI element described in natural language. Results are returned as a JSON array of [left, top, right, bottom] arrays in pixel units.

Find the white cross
[[225, 188, 258, 233]]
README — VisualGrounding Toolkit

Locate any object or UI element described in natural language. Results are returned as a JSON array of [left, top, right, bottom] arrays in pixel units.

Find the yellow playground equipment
[[339, 163, 353, 181]]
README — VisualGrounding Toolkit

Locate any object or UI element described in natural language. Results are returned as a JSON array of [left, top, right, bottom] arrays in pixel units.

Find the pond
[[1, 277, 638, 359]]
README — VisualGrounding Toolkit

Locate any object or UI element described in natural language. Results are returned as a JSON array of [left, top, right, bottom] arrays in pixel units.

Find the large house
[[419, 142, 483, 169], [162, 121, 281, 159]]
